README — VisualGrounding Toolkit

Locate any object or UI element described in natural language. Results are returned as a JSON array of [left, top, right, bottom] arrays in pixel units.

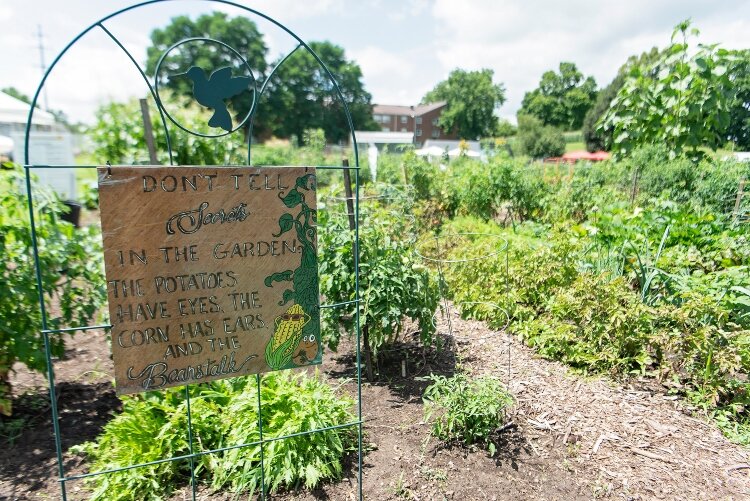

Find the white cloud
[[430, 0, 750, 116], [350, 45, 438, 105], [5, 0, 750, 125], [217, 0, 345, 21], [381, 0, 430, 22], [0, 5, 12, 22]]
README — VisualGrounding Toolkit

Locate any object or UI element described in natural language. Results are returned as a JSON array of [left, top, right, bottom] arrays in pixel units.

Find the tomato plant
[[0, 163, 105, 415]]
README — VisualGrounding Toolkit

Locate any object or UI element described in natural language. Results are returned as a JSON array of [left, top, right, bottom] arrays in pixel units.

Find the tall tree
[[582, 48, 661, 151], [145, 12, 268, 133], [519, 62, 597, 130], [422, 69, 506, 140], [2, 86, 31, 104], [727, 49, 750, 150], [262, 41, 377, 144], [600, 21, 733, 159]]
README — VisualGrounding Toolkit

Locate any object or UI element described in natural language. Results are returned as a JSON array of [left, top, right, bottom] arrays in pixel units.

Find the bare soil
[[2, 308, 749, 500]]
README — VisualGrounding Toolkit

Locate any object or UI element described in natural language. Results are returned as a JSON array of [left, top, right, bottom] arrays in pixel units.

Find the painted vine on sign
[[264, 172, 321, 370]]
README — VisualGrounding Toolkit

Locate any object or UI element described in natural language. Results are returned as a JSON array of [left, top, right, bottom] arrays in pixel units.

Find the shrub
[[518, 273, 655, 374], [74, 372, 356, 500], [89, 96, 246, 166], [404, 150, 439, 201], [423, 372, 513, 456], [443, 159, 505, 220], [693, 157, 750, 214], [516, 114, 565, 159], [440, 157, 547, 221]]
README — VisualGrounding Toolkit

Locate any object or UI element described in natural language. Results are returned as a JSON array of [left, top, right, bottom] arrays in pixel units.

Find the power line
[[37, 24, 49, 110]]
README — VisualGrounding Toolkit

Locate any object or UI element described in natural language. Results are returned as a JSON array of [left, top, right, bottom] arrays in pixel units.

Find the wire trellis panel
[[22, 1, 365, 499]]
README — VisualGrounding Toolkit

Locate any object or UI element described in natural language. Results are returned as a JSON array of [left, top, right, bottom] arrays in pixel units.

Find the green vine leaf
[[279, 289, 296, 306], [264, 270, 293, 287], [274, 213, 294, 237], [281, 188, 303, 208], [295, 174, 315, 190]]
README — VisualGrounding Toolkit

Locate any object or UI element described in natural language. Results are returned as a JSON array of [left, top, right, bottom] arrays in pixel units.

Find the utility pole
[[37, 25, 49, 110]]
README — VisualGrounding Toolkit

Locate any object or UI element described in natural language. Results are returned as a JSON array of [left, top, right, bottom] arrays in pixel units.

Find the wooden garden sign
[[98, 166, 321, 395]]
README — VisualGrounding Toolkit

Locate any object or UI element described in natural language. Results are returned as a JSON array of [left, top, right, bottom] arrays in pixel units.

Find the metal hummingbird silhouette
[[178, 66, 252, 132]]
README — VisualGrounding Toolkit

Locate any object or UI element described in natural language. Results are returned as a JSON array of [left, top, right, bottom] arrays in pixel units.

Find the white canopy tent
[[0, 92, 56, 130], [354, 131, 413, 145], [447, 148, 480, 158], [415, 145, 445, 158], [0, 135, 12, 155], [1, 92, 76, 199]]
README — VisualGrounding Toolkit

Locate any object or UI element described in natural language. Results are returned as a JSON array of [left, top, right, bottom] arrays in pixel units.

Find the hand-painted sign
[[98, 166, 320, 395]]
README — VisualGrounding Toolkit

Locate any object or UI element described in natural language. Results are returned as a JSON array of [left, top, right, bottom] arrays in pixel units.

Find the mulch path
[[2, 306, 749, 500]]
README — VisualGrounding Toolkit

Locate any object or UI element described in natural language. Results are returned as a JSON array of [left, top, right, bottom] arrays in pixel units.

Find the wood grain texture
[[97, 166, 319, 395]]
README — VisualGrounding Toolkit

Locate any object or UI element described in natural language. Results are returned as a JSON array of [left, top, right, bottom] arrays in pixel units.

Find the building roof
[[0, 92, 55, 127], [354, 131, 414, 144], [562, 150, 611, 162], [373, 101, 447, 117]]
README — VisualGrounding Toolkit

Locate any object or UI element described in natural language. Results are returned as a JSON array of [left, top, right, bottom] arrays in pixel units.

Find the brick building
[[372, 101, 458, 147]]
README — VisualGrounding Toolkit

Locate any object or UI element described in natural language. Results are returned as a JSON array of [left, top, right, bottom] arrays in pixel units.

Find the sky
[[2, 0, 750, 125]]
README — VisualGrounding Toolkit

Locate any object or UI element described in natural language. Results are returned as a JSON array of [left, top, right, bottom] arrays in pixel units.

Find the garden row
[[3, 138, 749, 497]]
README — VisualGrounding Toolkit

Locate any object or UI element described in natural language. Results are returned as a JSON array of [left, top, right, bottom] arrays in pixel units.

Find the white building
[[0, 92, 77, 200]]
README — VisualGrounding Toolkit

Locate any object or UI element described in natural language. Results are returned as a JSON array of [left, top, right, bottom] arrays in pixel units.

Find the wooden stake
[[342, 158, 355, 231], [733, 178, 746, 223], [139, 98, 158, 164]]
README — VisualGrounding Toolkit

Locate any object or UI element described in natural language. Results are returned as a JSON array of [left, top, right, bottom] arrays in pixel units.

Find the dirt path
[[447, 311, 750, 500], [2, 309, 749, 500]]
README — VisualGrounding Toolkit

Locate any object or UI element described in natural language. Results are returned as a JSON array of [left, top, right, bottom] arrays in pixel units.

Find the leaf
[[279, 288, 296, 305], [273, 213, 294, 237], [295, 174, 315, 190], [281, 189, 303, 208], [264, 270, 293, 287]]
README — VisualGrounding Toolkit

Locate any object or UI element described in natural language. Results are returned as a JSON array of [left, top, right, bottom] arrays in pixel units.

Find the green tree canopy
[[727, 49, 750, 150], [145, 14, 375, 143], [582, 48, 661, 151], [262, 41, 377, 144], [145, 12, 268, 133], [519, 62, 597, 131], [516, 114, 565, 158], [422, 69, 506, 140], [599, 21, 733, 159], [2, 86, 31, 104]]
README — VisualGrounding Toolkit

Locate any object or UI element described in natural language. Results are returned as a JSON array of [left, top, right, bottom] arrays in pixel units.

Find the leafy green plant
[[74, 372, 356, 500], [0, 163, 105, 415], [515, 114, 565, 159], [441, 216, 749, 440], [630, 224, 671, 304], [440, 156, 547, 221], [79, 179, 99, 210], [89, 95, 247, 166], [519, 273, 656, 374], [404, 150, 439, 201], [423, 372, 513, 455], [318, 206, 438, 378], [600, 21, 734, 159]]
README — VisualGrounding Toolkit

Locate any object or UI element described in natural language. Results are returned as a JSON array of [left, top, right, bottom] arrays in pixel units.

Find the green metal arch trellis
[[22, 1, 364, 499]]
